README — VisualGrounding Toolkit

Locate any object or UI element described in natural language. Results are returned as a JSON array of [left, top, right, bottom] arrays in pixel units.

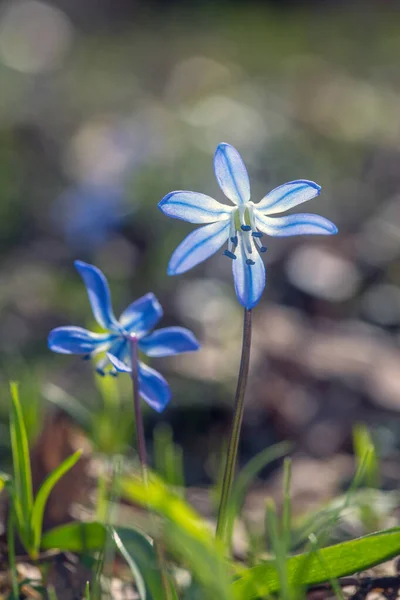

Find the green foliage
[[113, 527, 165, 600], [120, 471, 232, 600], [233, 527, 400, 599], [41, 521, 106, 552], [7, 383, 82, 559]]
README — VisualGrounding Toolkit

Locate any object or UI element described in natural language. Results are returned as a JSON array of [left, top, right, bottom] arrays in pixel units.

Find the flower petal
[[232, 237, 266, 309], [48, 326, 113, 355], [119, 293, 163, 336], [139, 327, 200, 357], [107, 351, 131, 373], [167, 219, 230, 275], [74, 260, 119, 331], [255, 212, 338, 236], [256, 180, 321, 215], [138, 362, 171, 413], [158, 191, 232, 224], [214, 143, 250, 205]]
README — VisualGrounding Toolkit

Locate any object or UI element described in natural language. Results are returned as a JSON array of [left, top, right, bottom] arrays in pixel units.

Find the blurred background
[[0, 0, 400, 497]]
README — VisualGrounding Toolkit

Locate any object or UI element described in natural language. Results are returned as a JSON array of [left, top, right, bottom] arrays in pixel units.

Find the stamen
[[246, 258, 255, 265], [252, 231, 263, 238], [110, 369, 118, 377], [82, 354, 91, 361], [243, 230, 253, 256], [228, 213, 237, 252], [96, 367, 105, 376], [260, 246, 267, 253], [241, 224, 251, 231], [224, 249, 237, 260]]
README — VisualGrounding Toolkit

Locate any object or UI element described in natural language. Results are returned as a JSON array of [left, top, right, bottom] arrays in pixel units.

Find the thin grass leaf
[[9, 382, 33, 536], [308, 533, 345, 600], [282, 457, 292, 554], [233, 526, 400, 599], [225, 441, 291, 548], [31, 449, 82, 556], [7, 505, 19, 600]]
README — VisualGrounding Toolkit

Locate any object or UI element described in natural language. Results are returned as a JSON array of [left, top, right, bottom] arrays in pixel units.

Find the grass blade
[[9, 382, 33, 545], [31, 450, 82, 555]]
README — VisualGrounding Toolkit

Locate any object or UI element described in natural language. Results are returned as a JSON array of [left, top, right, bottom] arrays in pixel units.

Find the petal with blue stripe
[[119, 293, 163, 336], [139, 327, 200, 357], [48, 326, 113, 355], [138, 362, 171, 413], [158, 191, 232, 224], [257, 180, 321, 215], [255, 212, 338, 237], [167, 219, 230, 275], [214, 143, 250, 206], [74, 261, 119, 331], [232, 237, 266, 309]]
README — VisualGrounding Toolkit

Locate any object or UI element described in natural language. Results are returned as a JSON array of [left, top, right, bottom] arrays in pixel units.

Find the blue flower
[[48, 260, 200, 412], [158, 143, 338, 309]]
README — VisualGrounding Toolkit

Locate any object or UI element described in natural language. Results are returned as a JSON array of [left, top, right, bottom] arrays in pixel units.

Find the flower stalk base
[[216, 308, 252, 543]]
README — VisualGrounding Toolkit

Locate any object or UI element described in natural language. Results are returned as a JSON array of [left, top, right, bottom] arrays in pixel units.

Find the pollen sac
[[96, 366, 105, 376], [252, 231, 263, 238], [260, 246, 267, 253], [230, 236, 238, 245], [224, 249, 237, 260], [241, 225, 251, 231], [246, 258, 255, 265]]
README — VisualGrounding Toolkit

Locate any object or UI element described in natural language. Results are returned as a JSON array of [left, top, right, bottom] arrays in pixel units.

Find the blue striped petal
[[48, 326, 113, 355], [74, 261, 119, 331], [232, 237, 266, 309], [256, 180, 321, 215], [139, 327, 200, 357], [214, 143, 250, 206], [168, 219, 230, 275], [119, 293, 163, 336], [158, 191, 232, 224], [255, 212, 338, 237], [107, 351, 131, 373], [138, 362, 171, 412]]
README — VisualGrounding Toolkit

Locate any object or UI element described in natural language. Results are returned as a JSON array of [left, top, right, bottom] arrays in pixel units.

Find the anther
[[252, 231, 263, 238], [82, 354, 91, 361], [96, 367, 105, 376], [260, 246, 267, 253], [246, 258, 255, 265], [230, 236, 238, 245], [110, 369, 118, 378], [241, 225, 251, 231], [224, 250, 237, 260]]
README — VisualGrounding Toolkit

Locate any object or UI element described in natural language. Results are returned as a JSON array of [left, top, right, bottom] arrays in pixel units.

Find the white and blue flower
[[48, 260, 200, 412], [159, 143, 338, 309]]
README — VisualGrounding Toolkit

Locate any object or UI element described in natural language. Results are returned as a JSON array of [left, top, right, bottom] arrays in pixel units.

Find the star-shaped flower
[[48, 260, 200, 412], [159, 143, 338, 309]]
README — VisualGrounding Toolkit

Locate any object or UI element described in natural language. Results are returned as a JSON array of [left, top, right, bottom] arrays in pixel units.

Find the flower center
[[223, 204, 267, 265]]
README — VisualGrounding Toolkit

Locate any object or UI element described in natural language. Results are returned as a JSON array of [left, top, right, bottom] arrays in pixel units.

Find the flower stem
[[130, 336, 147, 472], [216, 308, 252, 543], [129, 336, 172, 600]]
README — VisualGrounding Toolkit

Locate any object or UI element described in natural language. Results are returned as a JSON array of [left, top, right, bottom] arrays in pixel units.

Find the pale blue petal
[[107, 347, 131, 373], [232, 238, 266, 309], [48, 326, 113, 355], [158, 191, 232, 224], [213, 143, 250, 206], [119, 293, 163, 336], [74, 261, 119, 331], [139, 327, 200, 357], [256, 180, 321, 215], [255, 212, 338, 237], [138, 362, 171, 412], [168, 219, 230, 275]]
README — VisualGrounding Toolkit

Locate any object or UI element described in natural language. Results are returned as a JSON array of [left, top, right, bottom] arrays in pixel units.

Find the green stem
[[8, 506, 19, 600], [216, 308, 252, 543], [129, 336, 172, 600]]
